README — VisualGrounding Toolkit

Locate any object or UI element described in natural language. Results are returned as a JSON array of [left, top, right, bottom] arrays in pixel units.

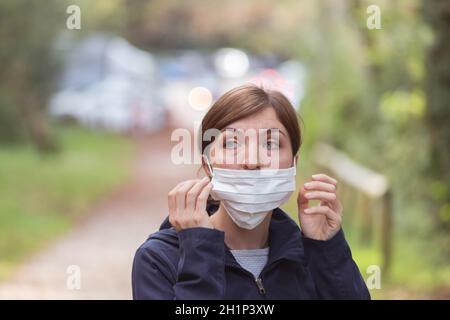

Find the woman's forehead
[[231, 107, 285, 129]]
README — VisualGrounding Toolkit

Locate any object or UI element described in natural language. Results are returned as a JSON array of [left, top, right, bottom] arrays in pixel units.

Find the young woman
[[132, 84, 370, 299]]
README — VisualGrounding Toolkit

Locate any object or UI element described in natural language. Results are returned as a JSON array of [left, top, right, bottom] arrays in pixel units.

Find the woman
[[132, 84, 370, 300]]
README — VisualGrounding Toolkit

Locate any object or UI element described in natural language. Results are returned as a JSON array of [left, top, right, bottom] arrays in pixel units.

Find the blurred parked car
[[49, 34, 166, 133]]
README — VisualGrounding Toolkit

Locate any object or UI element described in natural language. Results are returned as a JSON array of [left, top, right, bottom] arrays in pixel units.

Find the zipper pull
[[255, 277, 266, 295]]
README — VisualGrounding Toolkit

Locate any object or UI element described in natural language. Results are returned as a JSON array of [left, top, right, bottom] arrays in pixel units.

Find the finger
[[168, 181, 190, 228], [311, 174, 337, 186], [186, 177, 209, 212], [195, 182, 213, 213], [304, 181, 336, 193], [175, 180, 198, 215], [169, 182, 187, 229], [168, 187, 177, 216], [297, 186, 310, 210], [303, 206, 340, 223], [304, 191, 336, 203], [169, 181, 186, 215]]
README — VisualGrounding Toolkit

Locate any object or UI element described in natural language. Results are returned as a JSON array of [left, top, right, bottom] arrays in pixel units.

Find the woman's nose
[[243, 161, 260, 170], [242, 150, 270, 170]]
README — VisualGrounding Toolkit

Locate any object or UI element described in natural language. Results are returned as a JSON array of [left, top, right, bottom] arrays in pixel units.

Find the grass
[[0, 125, 133, 281]]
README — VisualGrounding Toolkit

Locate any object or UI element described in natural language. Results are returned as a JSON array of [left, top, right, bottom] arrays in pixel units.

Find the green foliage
[[423, 0, 450, 234], [0, 0, 64, 149]]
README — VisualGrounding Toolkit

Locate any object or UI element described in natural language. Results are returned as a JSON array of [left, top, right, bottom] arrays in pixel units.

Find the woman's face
[[205, 107, 295, 172]]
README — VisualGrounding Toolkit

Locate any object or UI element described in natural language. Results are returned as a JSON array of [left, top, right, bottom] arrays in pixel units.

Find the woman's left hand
[[297, 174, 343, 241]]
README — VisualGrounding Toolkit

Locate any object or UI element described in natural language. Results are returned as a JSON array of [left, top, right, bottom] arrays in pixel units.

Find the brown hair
[[199, 84, 303, 212]]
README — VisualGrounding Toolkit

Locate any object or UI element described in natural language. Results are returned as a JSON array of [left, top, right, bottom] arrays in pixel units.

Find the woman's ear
[[202, 154, 213, 178], [201, 163, 210, 178]]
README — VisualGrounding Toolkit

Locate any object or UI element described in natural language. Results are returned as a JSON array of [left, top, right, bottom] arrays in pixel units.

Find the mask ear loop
[[203, 155, 214, 178]]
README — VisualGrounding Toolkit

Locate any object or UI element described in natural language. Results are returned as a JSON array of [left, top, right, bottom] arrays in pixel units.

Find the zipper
[[255, 277, 266, 295], [253, 260, 286, 297], [226, 264, 268, 296]]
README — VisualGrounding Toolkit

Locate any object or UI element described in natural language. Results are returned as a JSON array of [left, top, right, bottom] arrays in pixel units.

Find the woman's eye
[[224, 139, 239, 149], [264, 140, 279, 150]]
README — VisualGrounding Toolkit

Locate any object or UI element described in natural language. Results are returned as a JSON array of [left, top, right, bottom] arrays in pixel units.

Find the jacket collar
[[222, 207, 306, 268]]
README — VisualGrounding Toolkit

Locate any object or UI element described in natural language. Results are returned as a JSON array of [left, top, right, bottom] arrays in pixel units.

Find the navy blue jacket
[[132, 205, 370, 300]]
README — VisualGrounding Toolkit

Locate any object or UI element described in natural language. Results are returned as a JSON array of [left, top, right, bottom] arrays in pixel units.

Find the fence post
[[381, 190, 393, 276]]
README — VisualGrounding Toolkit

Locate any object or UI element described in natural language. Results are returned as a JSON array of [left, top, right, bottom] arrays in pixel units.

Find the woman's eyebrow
[[267, 128, 286, 137], [222, 128, 240, 136], [223, 127, 286, 136]]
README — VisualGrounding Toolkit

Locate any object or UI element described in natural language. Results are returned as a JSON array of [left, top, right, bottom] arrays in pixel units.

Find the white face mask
[[204, 156, 296, 230]]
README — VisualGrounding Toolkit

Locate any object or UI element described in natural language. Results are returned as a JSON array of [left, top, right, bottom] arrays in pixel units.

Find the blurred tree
[[0, 0, 64, 152], [423, 0, 450, 232]]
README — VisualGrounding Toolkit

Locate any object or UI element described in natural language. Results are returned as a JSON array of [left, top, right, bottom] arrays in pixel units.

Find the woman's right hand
[[168, 177, 214, 232]]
